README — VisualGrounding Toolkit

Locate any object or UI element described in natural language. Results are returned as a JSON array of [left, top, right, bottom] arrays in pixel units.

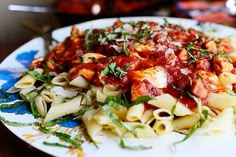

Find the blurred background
[[0, 0, 236, 61], [0, 0, 236, 156]]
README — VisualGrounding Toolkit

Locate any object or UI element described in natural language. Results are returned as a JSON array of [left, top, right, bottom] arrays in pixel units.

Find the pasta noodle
[[196, 107, 235, 135], [126, 103, 144, 121], [44, 95, 82, 122], [34, 95, 47, 116], [82, 109, 103, 137], [173, 114, 200, 130], [153, 120, 173, 134], [148, 94, 193, 116], [51, 72, 69, 86], [15, 68, 43, 89], [153, 108, 173, 121], [208, 92, 236, 110]]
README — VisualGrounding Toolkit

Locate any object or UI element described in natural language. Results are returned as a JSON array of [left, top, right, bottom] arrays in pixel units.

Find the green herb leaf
[[0, 101, 24, 109], [131, 96, 152, 106], [27, 71, 51, 83], [163, 18, 169, 27], [104, 96, 129, 108], [174, 109, 208, 144], [100, 62, 127, 79], [102, 105, 137, 136], [119, 138, 152, 150], [43, 141, 71, 148], [0, 116, 40, 127]]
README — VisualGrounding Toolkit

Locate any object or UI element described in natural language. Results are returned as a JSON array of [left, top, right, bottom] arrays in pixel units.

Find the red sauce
[[37, 20, 233, 111]]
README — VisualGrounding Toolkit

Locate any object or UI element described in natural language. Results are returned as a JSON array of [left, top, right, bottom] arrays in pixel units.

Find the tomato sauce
[[33, 20, 235, 111]]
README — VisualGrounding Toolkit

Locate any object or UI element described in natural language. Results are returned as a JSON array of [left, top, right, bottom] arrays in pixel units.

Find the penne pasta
[[14, 68, 44, 89], [153, 120, 173, 134], [103, 84, 121, 97], [218, 72, 236, 85], [208, 92, 236, 110], [34, 95, 47, 116], [40, 90, 56, 103], [173, 114, 200, 130], [69, 75, 90, 89], [82, 109, 103, 137], [148, 94, 193, 116], [113, 122, 156, 138], [196, 107, 235, 135], [19, 86, 37, 101], [153, 108, 173, 121], [140, 110, 153, 124], [44, 95, 82, 122], [51, 72, 69, 86], [126, 103, 144, 121]]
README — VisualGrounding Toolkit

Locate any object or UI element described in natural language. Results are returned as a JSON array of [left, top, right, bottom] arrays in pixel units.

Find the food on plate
[[2, 18, 236, 151]]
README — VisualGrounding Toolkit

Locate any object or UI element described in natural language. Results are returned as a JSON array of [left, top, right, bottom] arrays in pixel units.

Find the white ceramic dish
[[1, 17, 236, 157]]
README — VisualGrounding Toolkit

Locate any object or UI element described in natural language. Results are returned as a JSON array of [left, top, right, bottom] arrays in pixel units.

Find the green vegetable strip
[[43, 141, 71, 148], [0, 101, 24, 109], [174, 110, 208, 144], [119, 138, 151, 150], [0, 116, 40, 127], [27, 71, 51, 83], [102, 105, 137, 137]]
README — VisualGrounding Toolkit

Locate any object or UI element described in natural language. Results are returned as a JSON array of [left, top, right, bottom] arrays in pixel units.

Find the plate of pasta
[[1, 16, 236, 157]]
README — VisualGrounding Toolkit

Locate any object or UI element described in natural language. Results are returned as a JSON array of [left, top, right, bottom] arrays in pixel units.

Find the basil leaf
[[174, 110, 208, 144], [45, 115, 73, 127], [104, 96, 129, 107], [0, 101, 24, 109], [100, 62, 127, 79], [27, 71, 50, 83], [100, 62, 116, 77], [123, 39, 130, 56], [119, 138, 152, 150], [131, 96, 152, 106], [43, 141, 71, 148], [103, 105, 137, 136], [0, 116, 40, 127]]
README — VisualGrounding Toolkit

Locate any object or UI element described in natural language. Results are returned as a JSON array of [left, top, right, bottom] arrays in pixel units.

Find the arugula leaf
[[119, 124, 151, 150]]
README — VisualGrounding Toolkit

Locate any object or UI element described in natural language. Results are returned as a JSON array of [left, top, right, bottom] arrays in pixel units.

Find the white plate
[[1, 17, 236, 157]]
